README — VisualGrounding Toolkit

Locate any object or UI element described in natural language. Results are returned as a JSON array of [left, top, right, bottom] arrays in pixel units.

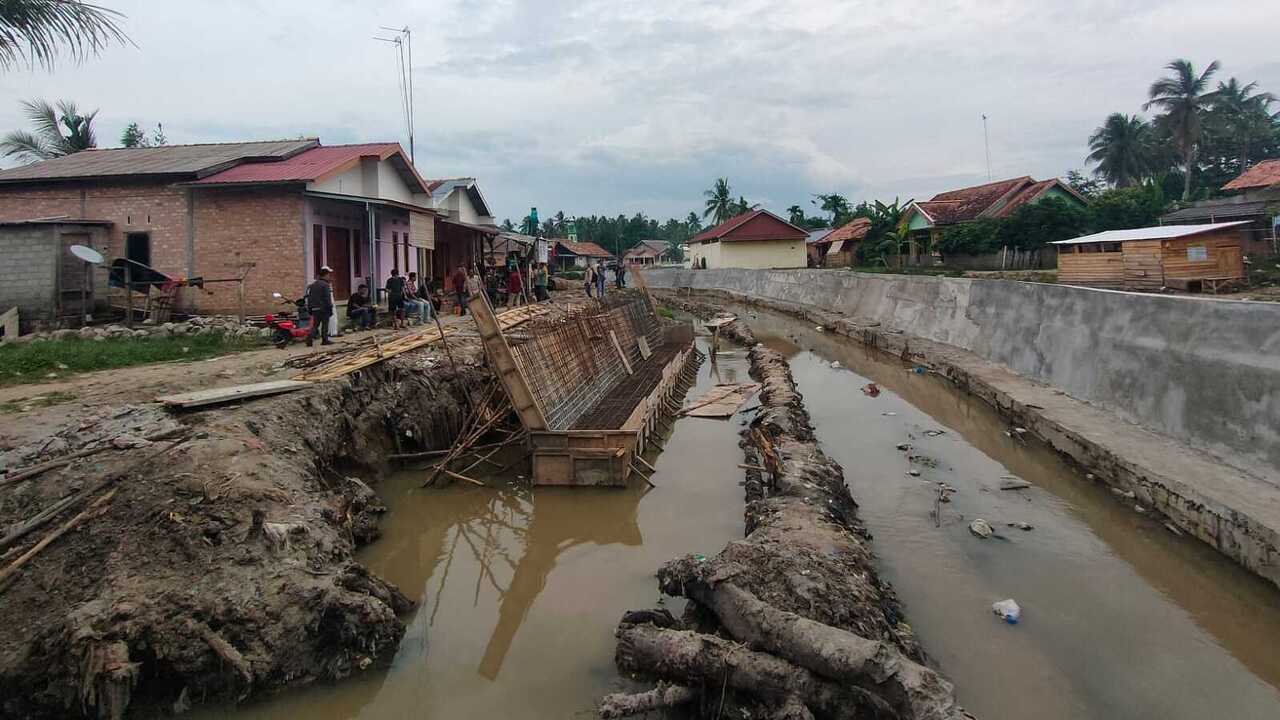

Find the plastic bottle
[[992, 598, 1021, 624]]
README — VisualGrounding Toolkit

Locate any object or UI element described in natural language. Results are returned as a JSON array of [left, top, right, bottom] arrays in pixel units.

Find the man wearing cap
[[305, 266, 335, 347]]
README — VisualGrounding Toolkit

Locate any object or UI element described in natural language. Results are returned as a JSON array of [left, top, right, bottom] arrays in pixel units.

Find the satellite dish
[[69, 244, 105, 265]]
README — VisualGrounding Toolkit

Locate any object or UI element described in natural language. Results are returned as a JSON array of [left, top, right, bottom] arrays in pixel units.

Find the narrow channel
[[736, 303, 1280, 720], [190, 327, 746, 719]]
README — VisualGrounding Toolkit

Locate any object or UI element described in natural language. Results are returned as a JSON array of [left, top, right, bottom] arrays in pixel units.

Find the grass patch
[[656, 305, 676, 319], [0, 333, 262, 387], [846, 265, 965, 277], [0, 390, 78, 413]]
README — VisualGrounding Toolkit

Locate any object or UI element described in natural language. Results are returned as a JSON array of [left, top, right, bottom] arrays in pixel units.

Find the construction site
[[1, 269, 1280, 720]]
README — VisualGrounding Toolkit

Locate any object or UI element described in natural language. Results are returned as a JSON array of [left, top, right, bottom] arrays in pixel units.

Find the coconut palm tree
[[685, 212, 701, 233], [1211, 77, 1277, 172], [787, 205, 805, 225], [1086, 113, 1158, 187], [1144, 59, 1220, 200], [702, 177, 733, 225], [0, 1, 130, 71], [1, 98, 98, 163]]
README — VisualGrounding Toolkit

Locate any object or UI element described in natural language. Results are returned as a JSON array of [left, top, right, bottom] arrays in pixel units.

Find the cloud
[[1, 0, 1277, 220]]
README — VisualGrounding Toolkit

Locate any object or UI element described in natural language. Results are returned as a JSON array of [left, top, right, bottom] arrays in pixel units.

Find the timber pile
[[418, 380, 523, 487], [604, 311, 972, 720]]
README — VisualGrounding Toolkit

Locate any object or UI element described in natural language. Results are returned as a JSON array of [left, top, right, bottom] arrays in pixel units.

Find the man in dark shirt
[[305, 266, 335, 347], [347, 283, 374, 330], [451, 265, 468, 315], [386, 268, 407, 329]]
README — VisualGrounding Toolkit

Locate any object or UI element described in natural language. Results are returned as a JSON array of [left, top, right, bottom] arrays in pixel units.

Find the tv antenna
[[982, 114, 992, 180], [374, 25, 415, 163]]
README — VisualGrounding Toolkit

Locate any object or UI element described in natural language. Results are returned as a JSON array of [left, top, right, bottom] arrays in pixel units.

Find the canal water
[[194, 309, 1280, 720], [738, 304, 1280, 720]]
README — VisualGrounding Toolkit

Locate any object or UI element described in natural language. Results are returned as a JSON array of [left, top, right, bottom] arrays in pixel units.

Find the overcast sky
[[2, 0, 1278, 222]]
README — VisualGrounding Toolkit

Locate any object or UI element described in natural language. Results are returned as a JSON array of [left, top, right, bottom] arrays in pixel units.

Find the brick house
[[0, 139, 496, 322], [685, 209, 808, 269]]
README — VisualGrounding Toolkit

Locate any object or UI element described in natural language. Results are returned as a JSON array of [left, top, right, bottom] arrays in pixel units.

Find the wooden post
[[124, 262, 134, 328]]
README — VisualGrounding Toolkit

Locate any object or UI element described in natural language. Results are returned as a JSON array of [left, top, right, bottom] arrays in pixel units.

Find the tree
[[0, 0, 130, 71], [811, 193, 852, 226], [787, 204, 805, 225], [120, 121, 145, 147], [1, 98, 97, 163], [500, 218, 515, 231], [731, 195, 751, 215], [1089, 184, 1169, 231], [1087, 113, 1158, 187], [857, 198, 908, 266], [1065, 169, 1107, 200], [702, 178, 733, 225], [685, 212, 702, 234], [1144, 59, 1221, 200], [1209, 78, 1277, 173]]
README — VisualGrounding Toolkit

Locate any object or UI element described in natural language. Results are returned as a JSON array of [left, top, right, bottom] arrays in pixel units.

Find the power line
[[374, 25, 415, 163]]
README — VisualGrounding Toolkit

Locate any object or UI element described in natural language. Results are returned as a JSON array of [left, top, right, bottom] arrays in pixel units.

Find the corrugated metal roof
[[1161, 201, 1268, 223], [1222, 159, 1280, 191], [0, 139, 318, 183], [806, 228, 833, 245], [689, 208, 808, 243], [1050, 221, 1250, 245], [188, 143, 400, 185]]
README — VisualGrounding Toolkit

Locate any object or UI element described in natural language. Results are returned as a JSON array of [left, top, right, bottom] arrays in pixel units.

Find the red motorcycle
[[265, 292, 314, 349]]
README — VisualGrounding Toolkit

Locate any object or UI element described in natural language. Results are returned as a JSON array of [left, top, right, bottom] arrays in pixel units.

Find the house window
[[1102, 242, 1122, 253], [312, 225, 324, 273], [125, 232, 151, 267]]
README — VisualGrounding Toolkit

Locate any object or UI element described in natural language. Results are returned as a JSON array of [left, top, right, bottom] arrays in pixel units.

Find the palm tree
[[702, 177, 732, 225], [1144, 59, 1220, 200], [787, 205, 805, 225], [1, 98, 98, 163], [812, 193, 851, 225], [1087, 113, 1157, 187], [1212, 78, 1277, 172], [0, 1, 130, 71], [685, 212, 701, 234], [732, 196, 751, 215]]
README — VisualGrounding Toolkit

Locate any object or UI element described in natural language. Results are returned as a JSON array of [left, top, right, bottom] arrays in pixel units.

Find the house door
[[325, 227, 352, 299]]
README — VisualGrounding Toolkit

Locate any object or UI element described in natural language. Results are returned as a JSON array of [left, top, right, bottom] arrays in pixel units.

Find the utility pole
[[982, 114, 992, 181], [375, 25, 415, 163]]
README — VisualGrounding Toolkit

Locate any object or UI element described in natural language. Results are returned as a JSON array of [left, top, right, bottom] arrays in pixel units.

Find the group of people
[[583, 260, 625, 298]]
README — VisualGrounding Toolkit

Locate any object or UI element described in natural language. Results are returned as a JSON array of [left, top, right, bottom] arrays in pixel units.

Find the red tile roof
[[813, 217, 870, 245], [688, 209, 808, 244], [912, 176, 1084, 225], [190, 143, 412, 187], [555, 239, 612, 258], [1223, 159, 1280, 191], [624, 240, 668, 258]]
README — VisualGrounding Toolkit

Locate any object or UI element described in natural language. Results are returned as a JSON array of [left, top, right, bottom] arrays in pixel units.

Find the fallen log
[[0, 488, 118, 593], [598, 683, 698, 718], [658, 556, 968, 720], [614, 623, 892, 720]]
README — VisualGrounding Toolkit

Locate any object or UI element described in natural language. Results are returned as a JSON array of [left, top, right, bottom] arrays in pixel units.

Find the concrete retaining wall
[[646, 267, 1280, 477]]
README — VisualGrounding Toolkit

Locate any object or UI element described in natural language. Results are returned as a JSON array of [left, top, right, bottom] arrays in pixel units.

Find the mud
[[0, 341, 488, 719], [609, 308, 969, 719]]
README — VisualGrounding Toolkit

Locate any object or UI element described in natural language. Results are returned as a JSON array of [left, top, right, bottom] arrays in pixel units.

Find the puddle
[[186, 330, 745, 719], [741, 306, 1280, 720]]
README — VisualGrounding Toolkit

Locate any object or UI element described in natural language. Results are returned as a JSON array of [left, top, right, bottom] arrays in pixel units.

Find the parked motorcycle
[[265, 292, 313, 349]]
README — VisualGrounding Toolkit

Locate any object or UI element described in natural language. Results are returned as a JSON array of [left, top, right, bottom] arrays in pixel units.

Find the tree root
[[598, 682, 698, 718]]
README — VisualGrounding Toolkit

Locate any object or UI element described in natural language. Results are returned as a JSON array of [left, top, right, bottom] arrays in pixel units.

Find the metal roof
[[0, 139, 319, 183], [424, 177, 493, 217], [1161, 201, 1268, 223], [1050, 221, 1250, 245], [0, 216, 112, 226]]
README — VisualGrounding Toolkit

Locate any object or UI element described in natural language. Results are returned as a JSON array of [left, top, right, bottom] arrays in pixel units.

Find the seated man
[[347, 284, 375, 330], [405, 271, 432, 324]]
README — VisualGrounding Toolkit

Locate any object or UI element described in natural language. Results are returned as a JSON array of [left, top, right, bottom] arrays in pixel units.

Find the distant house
[[685, 209, 808, 270], [489, 231, 535, 268], [1216, 160, 1280, 256], [1222, 159, 1280, 201], [1051, 221, 1248, 292], [552, 239, 612, 270], [805, 228, 832, 266], [809, 217, 871, 268], [902, 176, 1088, 262], [623, 239, 673, 266], [0, 139, 495, 318]]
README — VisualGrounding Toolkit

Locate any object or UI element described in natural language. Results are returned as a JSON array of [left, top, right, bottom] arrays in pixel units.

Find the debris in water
[[1007, 521, 1034, 531], [992, 598, 1022, 624], [1164, 523, 1183, 536], [969, 519, 994, 538], [861, 382, 881, 397], [923, 429, 946, 437], [912, 366, 926, 374], [907, 469, 921, 477], [999, 479, 1032, 491], [830, 360, 841, 368], [895, 443, 911, 451], [1110, 487, 1136, 499], [1135, 505, 1146, 513], [882, 411, 897, 416], [814, 325, 824, 332]]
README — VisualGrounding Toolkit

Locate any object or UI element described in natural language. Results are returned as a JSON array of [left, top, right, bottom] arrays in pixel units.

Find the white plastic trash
[[992, 599, 1021, 624]]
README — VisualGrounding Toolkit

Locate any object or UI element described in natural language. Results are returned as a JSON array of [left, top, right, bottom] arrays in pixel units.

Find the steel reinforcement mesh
[[509, 294, 664, 430]]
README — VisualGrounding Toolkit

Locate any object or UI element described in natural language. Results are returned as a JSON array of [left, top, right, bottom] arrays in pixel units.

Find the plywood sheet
[[158, 380, 311, 408], [682, 383, 759, 418]]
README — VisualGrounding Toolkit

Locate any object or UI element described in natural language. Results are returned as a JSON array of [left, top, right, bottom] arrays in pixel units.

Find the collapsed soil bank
[[606, 309, 969, 720], [657, 289, 1280, 591], [0, 344, 487, 719]]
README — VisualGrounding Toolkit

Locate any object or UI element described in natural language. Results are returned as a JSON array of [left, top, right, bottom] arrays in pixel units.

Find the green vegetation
[[937, 197, 1092, 256], [0, 390, 77, 414], [0, 0, 130, 71], [1, 98, 99, 163], [847, 265, 964, 278], [120, 121, 166, 148], [703, 177, 734, 225], [0, 333, 261, 387], [655, 306, 676, 319]]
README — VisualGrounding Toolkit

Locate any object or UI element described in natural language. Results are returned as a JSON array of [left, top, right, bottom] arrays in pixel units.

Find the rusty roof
[[912, 176, 1085, 225], [555, 239, 613, 257], [624, 240, 669, 257], [0, 139, 318, 183], [813, 217, 871, 245], [1222, 159, 1280, 191]]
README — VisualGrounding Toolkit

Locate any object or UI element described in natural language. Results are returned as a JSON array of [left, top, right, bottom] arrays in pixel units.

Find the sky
[[2, 0, 1279, 223]]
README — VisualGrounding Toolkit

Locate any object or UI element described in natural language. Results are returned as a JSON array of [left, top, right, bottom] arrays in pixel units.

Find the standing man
[[506, 264, 524, 308], [451, 264, 469, 316], [584, 262, 595, 298], [615, 262, 626, 289], [306, 266, 335, 347], [595, 261, 608, 297], [534, 262, 550, 302], [385, 268, 407, 330]]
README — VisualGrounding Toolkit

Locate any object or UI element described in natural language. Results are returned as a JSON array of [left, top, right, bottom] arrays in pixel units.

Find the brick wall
[[191, 187, 305, 313], [0, 226, 57, 326], [0, 181, 308, 315]]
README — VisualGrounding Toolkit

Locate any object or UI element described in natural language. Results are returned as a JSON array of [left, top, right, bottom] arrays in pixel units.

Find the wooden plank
[[637, 336, 653, 360], [469, 290, 549, 430], [609, 330, 634, 375], [682, 383, 759, 418], [157, 380, 312, 408]]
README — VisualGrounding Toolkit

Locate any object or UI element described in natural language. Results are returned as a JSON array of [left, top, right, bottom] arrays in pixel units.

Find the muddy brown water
[[189, 310, 1280, 720]]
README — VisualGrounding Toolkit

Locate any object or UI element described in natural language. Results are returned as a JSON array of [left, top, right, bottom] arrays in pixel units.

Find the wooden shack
[[1051, 221, 1249, 292]]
